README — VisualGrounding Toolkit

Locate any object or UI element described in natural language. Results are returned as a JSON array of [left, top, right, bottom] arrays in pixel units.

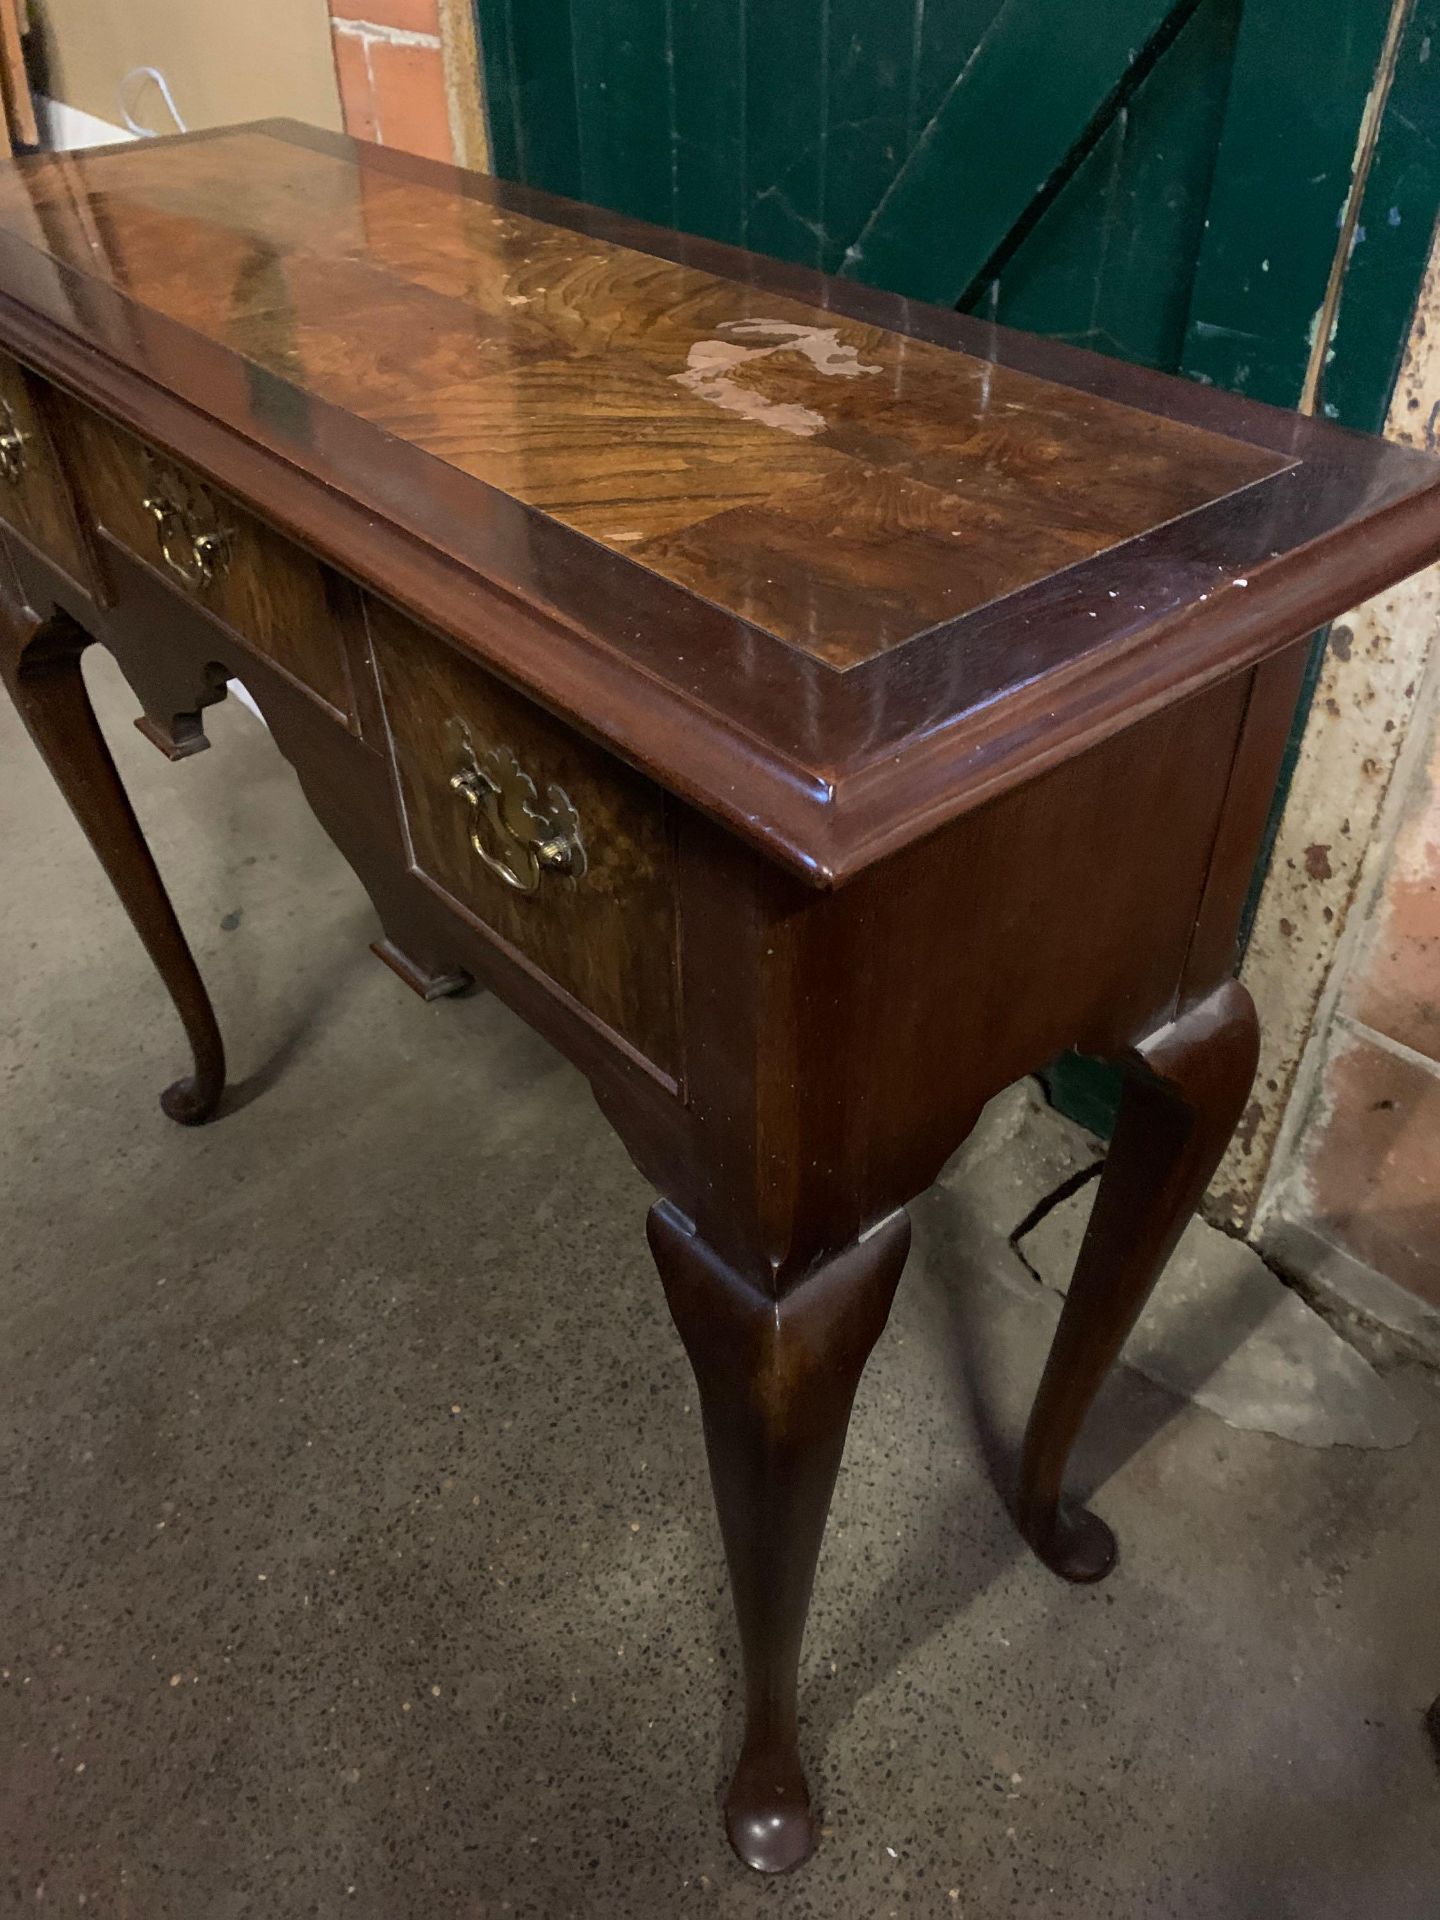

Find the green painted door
[[475, 0, 1426, 398], [473, 0, 1440, 1128]]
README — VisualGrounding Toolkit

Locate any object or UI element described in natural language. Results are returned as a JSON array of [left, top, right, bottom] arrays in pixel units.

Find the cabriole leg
[[647, 1201, 911, 1872], [1015, 980, 1259, 1581], [3, 608, 225, 1124]]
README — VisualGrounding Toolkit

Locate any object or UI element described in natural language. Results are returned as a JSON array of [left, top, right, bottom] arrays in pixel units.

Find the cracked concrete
[[3, 656, 1440, 1917], [972, 1086, 1419, 1450]]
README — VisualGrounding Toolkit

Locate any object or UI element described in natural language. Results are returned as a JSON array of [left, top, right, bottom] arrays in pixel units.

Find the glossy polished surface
[[0, 128, 1286, 669], [0, 124, 1438, 883]]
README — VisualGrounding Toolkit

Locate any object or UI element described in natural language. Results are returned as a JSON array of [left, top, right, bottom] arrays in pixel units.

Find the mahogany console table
[[2, 122, 1436, 1874]]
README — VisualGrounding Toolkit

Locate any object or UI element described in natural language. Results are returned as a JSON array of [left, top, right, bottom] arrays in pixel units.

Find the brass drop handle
[[449, 738, 586, 895], [141, 457, 233, 592], [0, 396, 28, 485]]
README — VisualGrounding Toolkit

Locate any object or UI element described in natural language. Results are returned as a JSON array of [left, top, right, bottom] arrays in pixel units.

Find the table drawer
[[370, 601, 680, 1074], [0, 351, 93, 587], [58, 399, 355, 721]]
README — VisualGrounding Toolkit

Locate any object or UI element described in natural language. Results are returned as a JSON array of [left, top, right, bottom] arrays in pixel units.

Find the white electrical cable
[[117, 67, 187, 138]]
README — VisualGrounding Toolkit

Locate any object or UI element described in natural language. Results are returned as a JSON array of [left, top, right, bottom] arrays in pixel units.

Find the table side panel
[[802, 672, 1257, 1226]]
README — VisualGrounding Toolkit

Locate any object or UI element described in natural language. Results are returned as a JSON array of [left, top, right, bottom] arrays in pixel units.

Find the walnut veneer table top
[[0, 121, 1434, 883], [0, 122, 1287, 662]]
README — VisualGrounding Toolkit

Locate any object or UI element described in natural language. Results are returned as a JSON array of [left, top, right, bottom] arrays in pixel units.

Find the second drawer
[[370, 600, 681, 1076]]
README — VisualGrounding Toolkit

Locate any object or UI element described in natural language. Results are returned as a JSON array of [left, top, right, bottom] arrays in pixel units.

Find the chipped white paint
[[673, 320, 879, 438], [1298, 0, 1413, 416], [1214, 227, 1440, 1227], [331, 18, 442, 52]]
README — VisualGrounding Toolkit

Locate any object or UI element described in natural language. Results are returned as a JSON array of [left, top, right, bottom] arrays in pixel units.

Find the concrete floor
[[3, 655, 1440, 1919]]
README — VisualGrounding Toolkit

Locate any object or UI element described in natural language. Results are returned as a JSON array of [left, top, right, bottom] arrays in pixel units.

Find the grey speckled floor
[[3, 655, 1439, 1920]]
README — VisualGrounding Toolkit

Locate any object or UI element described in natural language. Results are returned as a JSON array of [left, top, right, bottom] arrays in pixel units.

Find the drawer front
[[371, 601, 680, 1074], [0, 352, 93, 586], [58, 399, 355, 721]]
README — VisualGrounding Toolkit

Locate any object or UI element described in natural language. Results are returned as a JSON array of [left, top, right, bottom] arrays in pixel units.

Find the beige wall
[[30, 0, 341, 136]]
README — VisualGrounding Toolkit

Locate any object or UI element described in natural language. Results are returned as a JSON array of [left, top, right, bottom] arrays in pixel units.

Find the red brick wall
[[328, 1, 454, 163], [1290, 705, 1440, 1309]]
